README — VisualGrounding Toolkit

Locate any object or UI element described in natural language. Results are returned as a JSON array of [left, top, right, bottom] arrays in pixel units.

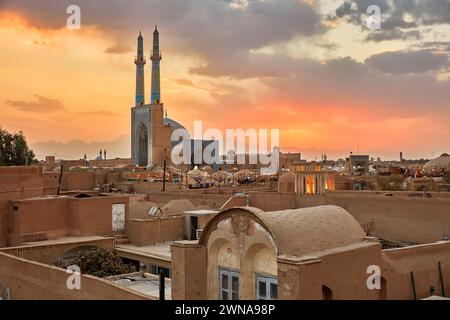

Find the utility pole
[[159, 270, 165, 300], [162, 160, 166, 192], [57, 165, 63, 195]]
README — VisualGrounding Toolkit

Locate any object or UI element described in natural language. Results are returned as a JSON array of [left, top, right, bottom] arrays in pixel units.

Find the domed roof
[[164, 117, 186, 131], [200, 205, 366, 258], [161, 199, 196, 215], [423, 153, 450, 171]]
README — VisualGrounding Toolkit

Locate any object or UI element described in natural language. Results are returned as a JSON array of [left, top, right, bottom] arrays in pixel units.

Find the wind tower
[[135, 31, 146, 106]]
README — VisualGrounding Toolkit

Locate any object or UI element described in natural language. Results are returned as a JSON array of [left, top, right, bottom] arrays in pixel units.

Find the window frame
[[219, 267, 240, 300], [255, 273, 278, 300]]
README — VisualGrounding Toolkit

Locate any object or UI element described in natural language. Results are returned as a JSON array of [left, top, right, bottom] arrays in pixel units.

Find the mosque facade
[[131, 27, 186, 167]]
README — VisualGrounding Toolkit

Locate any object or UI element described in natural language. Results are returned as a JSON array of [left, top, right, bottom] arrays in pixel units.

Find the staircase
[[114, 234, 131, 245]]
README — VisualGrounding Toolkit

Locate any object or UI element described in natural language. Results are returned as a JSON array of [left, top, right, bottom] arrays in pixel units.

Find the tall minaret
[[134, 31, 146, 106], [150, 25, 162, 104]]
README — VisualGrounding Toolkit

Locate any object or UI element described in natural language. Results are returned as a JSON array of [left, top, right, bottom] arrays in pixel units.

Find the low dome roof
[[200, 205, 366, 258], [161, 199, 196, 215], [164, 117, 186, 131], [423, 153, 450, 171]]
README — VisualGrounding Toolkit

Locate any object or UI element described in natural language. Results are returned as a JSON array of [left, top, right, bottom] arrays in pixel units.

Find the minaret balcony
[[134, 56, 146, 64]]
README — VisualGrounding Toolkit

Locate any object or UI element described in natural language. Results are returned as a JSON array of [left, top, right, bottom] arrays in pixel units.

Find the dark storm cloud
[[334, 0, 390, 25], [191, 46, 450, 79], [365, 50, 449, 74], [0, 0, 324, 54], [365, 29, 422, 42], [1, 0, 328, 81], [334, 0, 450, 41], [189, 51, 306, 78], [417, 41, 450, 52]]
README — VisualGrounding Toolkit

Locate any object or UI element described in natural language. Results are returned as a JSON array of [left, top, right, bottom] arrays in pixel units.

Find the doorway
[[190, 216, 199, 240]]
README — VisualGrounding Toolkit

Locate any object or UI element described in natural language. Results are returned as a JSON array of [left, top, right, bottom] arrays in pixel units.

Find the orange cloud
[[6, 95, 65, 113]]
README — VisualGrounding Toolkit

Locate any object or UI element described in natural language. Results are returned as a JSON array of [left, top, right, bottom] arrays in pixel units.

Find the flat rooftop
[[115, 241, 173, 261], [6, 235, 114, 249], [9, 192, 114, 202], [107, 272, 171, 299]]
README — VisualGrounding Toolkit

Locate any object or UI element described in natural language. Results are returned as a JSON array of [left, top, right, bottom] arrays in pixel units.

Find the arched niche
[[138, 122, 148, 166], [206, 236, 240, 299]]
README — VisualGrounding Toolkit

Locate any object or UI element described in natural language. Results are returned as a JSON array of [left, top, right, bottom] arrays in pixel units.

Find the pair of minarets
[[98, 149, 106, 160], [135, 26, 162, 106]]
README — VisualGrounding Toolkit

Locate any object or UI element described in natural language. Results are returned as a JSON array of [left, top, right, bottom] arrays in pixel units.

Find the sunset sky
[[0, 0, 449, 160]]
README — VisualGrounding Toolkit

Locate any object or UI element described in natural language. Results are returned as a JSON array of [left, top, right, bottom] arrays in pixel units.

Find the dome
[[423, 153, 450, 172], [164, 117, 186, 131], [160, 199, 196, 215], [200, 205, 366, 259]]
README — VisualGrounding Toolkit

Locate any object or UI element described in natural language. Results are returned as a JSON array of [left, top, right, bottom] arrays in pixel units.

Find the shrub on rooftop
[[56, 247, 136, 278]]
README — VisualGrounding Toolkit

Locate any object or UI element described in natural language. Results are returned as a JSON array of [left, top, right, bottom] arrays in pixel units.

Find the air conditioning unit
[[196, 229, 203, 240]]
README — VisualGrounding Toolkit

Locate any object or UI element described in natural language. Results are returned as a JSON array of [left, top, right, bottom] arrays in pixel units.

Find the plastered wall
[[0, 252, 150, 300]]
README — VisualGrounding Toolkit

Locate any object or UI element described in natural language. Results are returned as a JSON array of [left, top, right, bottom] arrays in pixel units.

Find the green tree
[[0, 128, 36, 166], [56, 247, 136, 278]]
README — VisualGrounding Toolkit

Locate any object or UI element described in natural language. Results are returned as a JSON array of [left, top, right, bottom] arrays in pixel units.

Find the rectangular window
[[256, 274, 277, 300], [219, 268, 240, 300]]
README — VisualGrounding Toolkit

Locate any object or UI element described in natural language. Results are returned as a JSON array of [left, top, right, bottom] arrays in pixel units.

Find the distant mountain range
[[31, 135, 131, 160], [31, 134, 353, 161]]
